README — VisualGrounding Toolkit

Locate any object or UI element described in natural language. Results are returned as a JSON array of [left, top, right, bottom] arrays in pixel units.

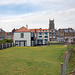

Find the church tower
[[49, 19, 57, 41], [49, 19, 55, 29]]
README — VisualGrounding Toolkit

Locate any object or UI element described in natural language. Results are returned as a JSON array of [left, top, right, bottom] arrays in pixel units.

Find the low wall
[[0, 43, 15, 50]]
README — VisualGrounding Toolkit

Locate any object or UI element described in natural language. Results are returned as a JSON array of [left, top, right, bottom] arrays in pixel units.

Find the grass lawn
[[0, 45, 67, 75]]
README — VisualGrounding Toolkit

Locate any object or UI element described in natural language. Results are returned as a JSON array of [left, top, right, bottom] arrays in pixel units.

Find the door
[[21, 41, 24, 46], [19, 41, 26, 46]]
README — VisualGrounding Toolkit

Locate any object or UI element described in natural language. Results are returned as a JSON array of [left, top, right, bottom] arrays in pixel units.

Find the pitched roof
[[15, 26, 31, 32]]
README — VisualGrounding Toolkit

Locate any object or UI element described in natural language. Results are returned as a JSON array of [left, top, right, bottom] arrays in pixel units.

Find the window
[[69, 30, 72, 32], [71, 39, 72, 40], [45, 32, 48, 35], [64, 30, 68, 32], [39, 36, 42, 38], [53, 33, 55, 35], [21, 33, 24, 38], [45, 39, 48, 41], [50, 36, 52, 38], [39, 33, 42, 35], [65, 33, 67, 35], [31, 32, 34, 37], [61, 33, 62, 35], [45, 36, 48, 38], [53, 30, 55, 32], [50, 32, 52, 35], [65, 39, 67, 41], [15, 41, 18, 45], [50, 30, 52, 32], [36, 35, 38, 37], [53, 36, 55, 38], [73, 30, 75, 32]]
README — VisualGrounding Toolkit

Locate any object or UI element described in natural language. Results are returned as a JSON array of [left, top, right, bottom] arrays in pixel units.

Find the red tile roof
[[15, 26, 31, 32], [29, 29, 36, 32], [15, 27, 49, 33], [29, 28, 49, 32]]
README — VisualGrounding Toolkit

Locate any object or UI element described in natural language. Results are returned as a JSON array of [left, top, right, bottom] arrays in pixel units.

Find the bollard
[[12, 43, 13, 47], [2, 43, 3, 49], [61, 63, 63, 75], [6, 43, 7, 48], [9, 43, 10, 47]]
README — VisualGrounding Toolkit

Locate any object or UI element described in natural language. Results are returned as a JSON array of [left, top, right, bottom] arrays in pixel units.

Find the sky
[[0, 0, 75, 32]]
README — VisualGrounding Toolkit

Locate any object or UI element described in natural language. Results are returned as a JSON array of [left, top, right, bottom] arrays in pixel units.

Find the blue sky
[[0, 0, 75, 31], [0, 4, 40, 15]]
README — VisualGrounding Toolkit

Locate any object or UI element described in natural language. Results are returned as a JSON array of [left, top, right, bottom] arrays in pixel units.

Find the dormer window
[[21, 33, 24, 38]]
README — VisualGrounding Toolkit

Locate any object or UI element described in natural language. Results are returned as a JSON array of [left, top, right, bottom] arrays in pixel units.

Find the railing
[[61, 46, 71, 75], [0, 43, 15, 50]]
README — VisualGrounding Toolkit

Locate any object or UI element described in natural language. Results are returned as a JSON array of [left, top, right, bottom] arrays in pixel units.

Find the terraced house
[[1, 19, 75, 46], [13, 19, 75, 46], [57, 28, 75, 42], [0, 28, 6, 40], [29, 28, 49, 45]]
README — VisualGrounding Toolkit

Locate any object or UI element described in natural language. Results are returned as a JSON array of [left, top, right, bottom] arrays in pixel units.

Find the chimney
[[26, 25, 28, 29]]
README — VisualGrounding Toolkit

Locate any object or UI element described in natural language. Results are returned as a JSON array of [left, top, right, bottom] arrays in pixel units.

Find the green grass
[[0, 45, 67, 75], [67, 45, 75, 74]]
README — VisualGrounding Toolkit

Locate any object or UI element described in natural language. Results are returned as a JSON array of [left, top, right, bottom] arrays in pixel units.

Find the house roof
[[29, 28, 49, 32], [15, 26, 31, 32], [15, 26, 49, 33], [29, 29, 36, 32]]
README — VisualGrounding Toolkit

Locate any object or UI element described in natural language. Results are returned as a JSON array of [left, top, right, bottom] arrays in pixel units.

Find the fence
[[0, 43, 15, 50], [61, 46, 71, 75]]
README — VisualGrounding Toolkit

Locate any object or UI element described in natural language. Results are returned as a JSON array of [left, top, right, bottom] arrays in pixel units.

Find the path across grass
[[0, 45, 67, 75]]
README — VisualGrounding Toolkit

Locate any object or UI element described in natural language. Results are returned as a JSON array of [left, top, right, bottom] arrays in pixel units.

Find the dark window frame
[[21, 33, 24, 38]]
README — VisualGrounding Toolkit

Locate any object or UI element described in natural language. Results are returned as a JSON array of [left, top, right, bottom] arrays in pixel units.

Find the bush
[[47, 41, 65, 45], [0, 39, 13, 43]]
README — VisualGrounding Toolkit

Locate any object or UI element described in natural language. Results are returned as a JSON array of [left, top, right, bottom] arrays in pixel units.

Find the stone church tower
[[49, 19, 55, 29]]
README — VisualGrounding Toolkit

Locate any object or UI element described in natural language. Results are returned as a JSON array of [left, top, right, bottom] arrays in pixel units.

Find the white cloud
[[0, 0, 66, 5], [0, 8, 75, 32]]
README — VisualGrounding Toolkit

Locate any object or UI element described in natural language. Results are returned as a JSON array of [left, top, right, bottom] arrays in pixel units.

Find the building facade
[[1, 19, 75, 46], [5, 32, 13, 40], [0, 28, 6, 40], [49, 19, 57, 41], [13, 19, 75, 46], [14, 26, 35, 46], [36, 28, 49, 45], [57, 28, 75, 42]]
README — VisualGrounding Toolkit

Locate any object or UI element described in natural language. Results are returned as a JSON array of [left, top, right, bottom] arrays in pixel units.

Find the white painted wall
[[14, 32, 31, 46]]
